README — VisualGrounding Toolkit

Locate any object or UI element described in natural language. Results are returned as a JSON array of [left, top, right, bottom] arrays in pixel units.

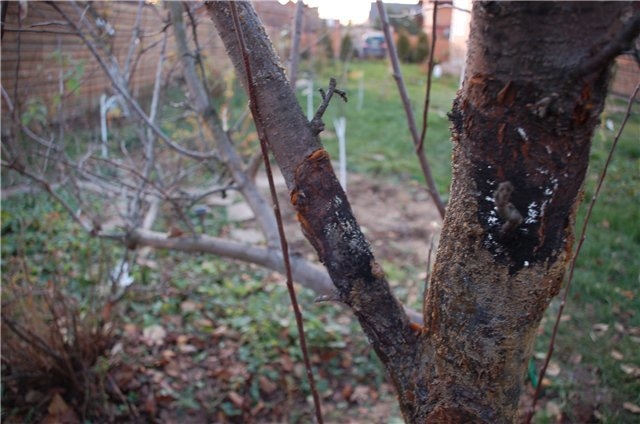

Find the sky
[[277, 0, 420, 25]]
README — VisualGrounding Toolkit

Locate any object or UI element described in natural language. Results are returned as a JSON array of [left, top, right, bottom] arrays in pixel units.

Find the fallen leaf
[[110, 341, 124, 356], [47, 393, 69, 415], [178, 343, 198, 354], [341, 383, 354, 401], [142, 391, 157, 415], [112, 364, 136, 388], [164, 360, 181, 378], [619, 290, 635, 300], [142, 324, 166, 346], [195, 318, 215, 330], [569, 353, 582, 364], [590, 323, 609, 340], [228, 390, 244, 408], [161, 349, 176, 360], [546, 361, 561, 377], [610, 350, 624, 360], [620, 364, 640, 378], [180, 300, 200, 313], [623, 402, 640, 414], [167, 226, 184, 238], [540, 377, 553, 388], [351, 385, 370, 404], [614, 322, 626, 333], [280, 354, 294, 372], [546, 401, 562, 418], [41, 394, 81, 424], [259, 375, 277, 395]]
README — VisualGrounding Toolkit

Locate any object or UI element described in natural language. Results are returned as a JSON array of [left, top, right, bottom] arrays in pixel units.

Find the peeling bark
[[206, 1, 638, 422]]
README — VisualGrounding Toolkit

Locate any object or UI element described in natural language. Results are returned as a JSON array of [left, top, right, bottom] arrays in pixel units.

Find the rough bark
[[206, 1, 638, 422], [422, 3, 637, 420]]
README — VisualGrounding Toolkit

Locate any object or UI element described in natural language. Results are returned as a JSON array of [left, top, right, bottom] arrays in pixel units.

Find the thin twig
[[1, 313, 67, 364], [229, 3, 324, 423], [184, 2, 213, 101], [376, 0, 446, 219], [288, 0, 304, 88], [131, 28, 167, 229], [122, 0, 144, 83], [418, 0, 439, 150], [310, 77, 347, 134], [527, 82, 639, 422]]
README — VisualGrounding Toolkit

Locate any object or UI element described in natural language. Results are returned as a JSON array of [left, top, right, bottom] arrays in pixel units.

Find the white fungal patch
[[517, 127, 528, 141], [525, 202, 539, 224], [544, 178, 559, 197], [536, 167, 550, 175]]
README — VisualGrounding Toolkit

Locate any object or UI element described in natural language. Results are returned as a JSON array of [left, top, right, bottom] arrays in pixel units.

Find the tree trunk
[[206, 1, 638, 422], [423, 3, 637, 421]]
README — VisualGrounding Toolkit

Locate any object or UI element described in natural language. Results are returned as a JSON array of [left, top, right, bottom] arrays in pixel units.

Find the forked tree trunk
[[206, 1, 638, 422]]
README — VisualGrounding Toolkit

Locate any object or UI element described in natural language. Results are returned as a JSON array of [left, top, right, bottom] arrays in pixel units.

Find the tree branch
[[168, 1, 280, 248], [129, 227, 424, 325], [206, 0, 419, 387], [572, 13, 640, 79]]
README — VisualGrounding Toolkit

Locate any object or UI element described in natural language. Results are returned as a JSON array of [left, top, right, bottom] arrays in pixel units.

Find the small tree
[[339, 32, 353, 62], [396, 31, 412, 63], [414, 32, 429, 64], [322, 33, 335, 60]]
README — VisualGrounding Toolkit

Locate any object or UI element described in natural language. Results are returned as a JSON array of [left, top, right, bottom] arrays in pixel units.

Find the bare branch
[[418, 1, 439, 149], [122, 0, 145, 83], [376, 1, 446, 219], [288, 0, 304, 88], [572, 14, 640, 79]]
